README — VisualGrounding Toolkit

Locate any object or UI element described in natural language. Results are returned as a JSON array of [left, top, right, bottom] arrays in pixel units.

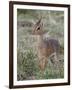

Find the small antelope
[[32, 17, 60, 71]]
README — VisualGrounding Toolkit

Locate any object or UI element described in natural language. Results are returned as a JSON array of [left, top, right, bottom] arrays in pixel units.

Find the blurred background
[[17, 9, 64, 81]]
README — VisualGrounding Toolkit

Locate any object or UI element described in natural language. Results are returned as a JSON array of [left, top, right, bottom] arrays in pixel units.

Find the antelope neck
[[37, 35, 44, 44]]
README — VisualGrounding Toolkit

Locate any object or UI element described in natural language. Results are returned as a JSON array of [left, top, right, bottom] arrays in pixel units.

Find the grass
[[17, 48, 64, 80], [17, 9, 64, 81]]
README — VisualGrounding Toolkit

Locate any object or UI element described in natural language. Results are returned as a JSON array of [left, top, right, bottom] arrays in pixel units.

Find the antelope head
[[32, 17, 43, 35]]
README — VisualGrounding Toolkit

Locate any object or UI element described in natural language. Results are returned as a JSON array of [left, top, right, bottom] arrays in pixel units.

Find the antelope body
[[32, 18, 60, 71]]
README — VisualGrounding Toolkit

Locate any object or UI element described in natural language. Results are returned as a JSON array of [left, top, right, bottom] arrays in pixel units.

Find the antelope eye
[[37, 27, 40, 30]]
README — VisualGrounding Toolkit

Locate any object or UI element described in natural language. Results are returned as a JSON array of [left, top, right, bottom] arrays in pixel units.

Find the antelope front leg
[[38, 56, 48, 71]]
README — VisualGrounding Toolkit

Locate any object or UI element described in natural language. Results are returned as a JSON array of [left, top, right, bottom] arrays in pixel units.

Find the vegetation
[[17, 9, 64, 80]]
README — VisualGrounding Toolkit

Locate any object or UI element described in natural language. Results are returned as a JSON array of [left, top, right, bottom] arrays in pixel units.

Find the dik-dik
[[32, 18, 60, 71]]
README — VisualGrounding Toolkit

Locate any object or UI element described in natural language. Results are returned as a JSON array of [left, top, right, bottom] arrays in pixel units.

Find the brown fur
[[32, 18, 60, 71]]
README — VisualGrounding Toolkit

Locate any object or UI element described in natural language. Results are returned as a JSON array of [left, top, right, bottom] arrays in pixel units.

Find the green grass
[[17, 49, 64, 80], [17, 9, 64, 81]]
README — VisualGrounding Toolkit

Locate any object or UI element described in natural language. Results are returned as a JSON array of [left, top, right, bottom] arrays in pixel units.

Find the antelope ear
[[39, 16, 42, 22], [41, 22, 43, 27]]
